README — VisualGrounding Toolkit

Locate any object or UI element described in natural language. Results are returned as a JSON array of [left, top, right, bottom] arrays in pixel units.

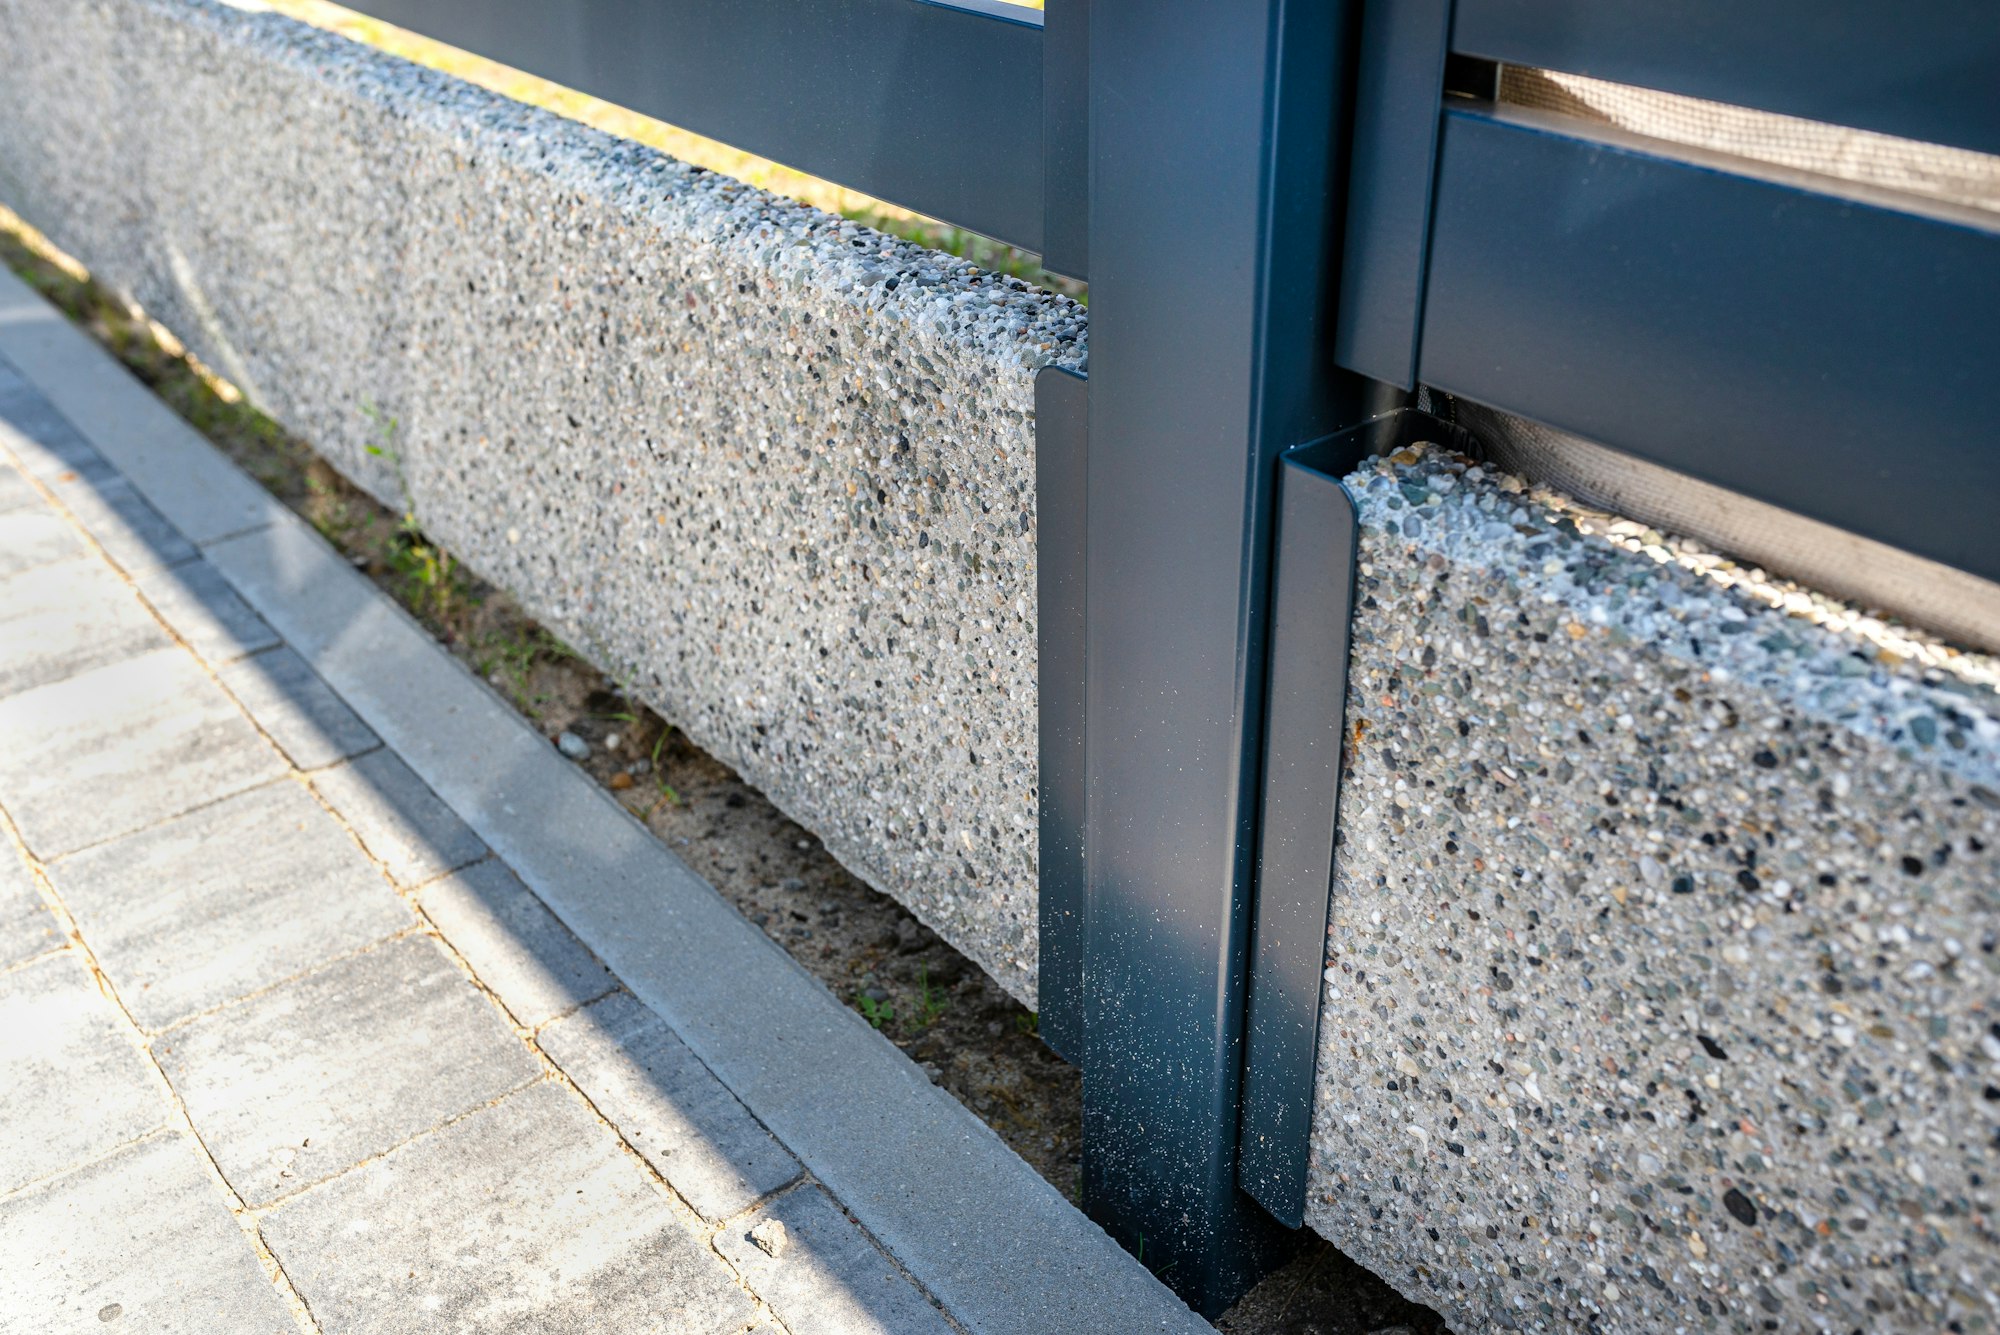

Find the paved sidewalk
[[0, 266, 1205, 1333]]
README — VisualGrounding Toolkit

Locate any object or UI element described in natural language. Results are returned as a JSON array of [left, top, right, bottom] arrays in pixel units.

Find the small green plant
[[856, 993, 896, 1029], [1014, 1010, 1039, 1037], [913, 964, 949, 1029], [639, 728, 681, 812], [361, 404, 471, 622]]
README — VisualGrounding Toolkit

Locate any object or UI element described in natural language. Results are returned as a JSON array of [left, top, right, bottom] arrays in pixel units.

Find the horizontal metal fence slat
[[340, 0, 1046, 251], [1331, 0, 1454, 388], [1451, 0, 2000, 158], [1419, 103, 2000, 584]]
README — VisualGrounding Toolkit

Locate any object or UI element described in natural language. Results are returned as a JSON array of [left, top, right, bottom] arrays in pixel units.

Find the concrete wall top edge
[[1348, 444, 2000, 786]]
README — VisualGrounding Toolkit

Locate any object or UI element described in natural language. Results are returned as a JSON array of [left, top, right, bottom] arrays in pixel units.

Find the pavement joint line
[[236, 1072, 553, 1216], [0, 940, 70, 979], [0, 1125, 188, 1208], [0, 800, 324, 1333], [139, 923, 427, 1040], [34, 772, 296, 865]]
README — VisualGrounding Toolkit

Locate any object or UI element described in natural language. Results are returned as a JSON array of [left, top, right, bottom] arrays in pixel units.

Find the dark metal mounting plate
[[1239, 408, 1478, 1226]]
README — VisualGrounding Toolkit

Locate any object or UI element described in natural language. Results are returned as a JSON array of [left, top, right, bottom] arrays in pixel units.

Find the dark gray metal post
[[1080, 0, 1361, 1313]]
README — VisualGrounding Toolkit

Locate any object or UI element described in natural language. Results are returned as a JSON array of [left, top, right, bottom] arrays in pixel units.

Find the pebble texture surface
[[1308, 446, 2000, 1333], [0, 0, 1082, 1004]]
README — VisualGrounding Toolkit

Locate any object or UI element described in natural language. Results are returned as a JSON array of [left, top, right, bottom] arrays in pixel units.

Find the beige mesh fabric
[[1498, 66, 2000, 217], [1452, 401, 2000, 657]]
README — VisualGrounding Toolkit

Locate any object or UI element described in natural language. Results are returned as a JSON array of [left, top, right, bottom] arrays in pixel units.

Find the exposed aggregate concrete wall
[[0, 0, 1083, 1005], [1311, 448, 2000, 1333], [5, 5, 2000, 1331]]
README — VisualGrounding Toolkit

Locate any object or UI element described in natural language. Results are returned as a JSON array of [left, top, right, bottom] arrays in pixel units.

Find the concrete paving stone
[[0, 411, 111, 483], [416, 859, 612, 1029], [540, 992, 798, 1221], [310, 747, 487, 886], [204, 517, 1209, 1335], [0, 460, 37, 513], [0, 952, 164, 1195], [262, 1080, 755, 1335], [716, 1185, 952, 1335], [154, 933, 538, 1206], [134, 558, 280, 664], [0, 275, 289, 545], [0, 646, 286, 858], [0, 1131, 294, 1335], [217, 646, 379, 770], [0, 835, 61, 970], [41, 471, 196, 574], [47, 780, 411, 1031], [0, 507, 83, 577], [0, 555, 170, 698], [0, 362, 116, 484]]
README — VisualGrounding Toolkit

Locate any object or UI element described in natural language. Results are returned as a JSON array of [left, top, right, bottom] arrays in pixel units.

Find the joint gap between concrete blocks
[[143, 924, 427, 1039], [0, 940, 72, 979], [295, 739, 385, 774], [241, 1072, 550, 1216], [0, 1125, 180, 1206], [0, 804, 326, 1333], [37, 772, 299, 864], [392, 850, 497, 898], [193, 519, 278, 552], [707, 1169, 816, 1232]]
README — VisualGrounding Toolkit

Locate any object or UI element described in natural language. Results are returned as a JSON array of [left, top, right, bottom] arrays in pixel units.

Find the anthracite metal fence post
[[1080, 0, 1364, 1313]]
